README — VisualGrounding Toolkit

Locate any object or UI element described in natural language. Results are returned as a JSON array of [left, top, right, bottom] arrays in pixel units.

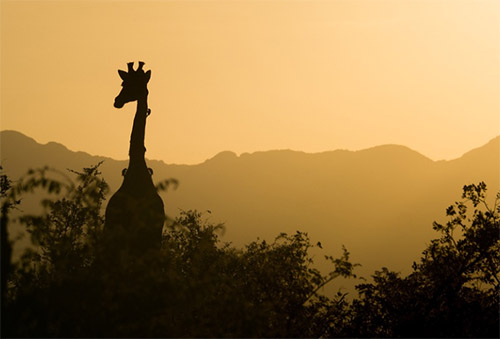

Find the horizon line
[[1, 129, 498, 166]]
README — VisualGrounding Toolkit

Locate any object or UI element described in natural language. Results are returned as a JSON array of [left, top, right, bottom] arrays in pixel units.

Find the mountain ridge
[[3, 129, 497, 166], [1, 129, 499, 289]]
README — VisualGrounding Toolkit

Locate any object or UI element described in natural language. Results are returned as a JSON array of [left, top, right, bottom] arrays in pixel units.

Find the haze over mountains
[[1, 130, 499, 283]]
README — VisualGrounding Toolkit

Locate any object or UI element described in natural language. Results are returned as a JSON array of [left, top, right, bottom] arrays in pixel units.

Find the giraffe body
[[104, 62, 165, 252]]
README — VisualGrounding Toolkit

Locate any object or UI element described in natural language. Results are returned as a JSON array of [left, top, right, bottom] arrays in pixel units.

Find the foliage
[[1, 165, 19, 320], [2, 165, 499, 338], [349, 182, 499, 338], [10, 164, 108, 282], [2, 164, 357, 337]]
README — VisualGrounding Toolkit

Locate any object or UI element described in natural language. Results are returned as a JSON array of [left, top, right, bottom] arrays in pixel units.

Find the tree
[[350, 182, 499, 338], [3, 164, 357, 338], [1, 165, 20, 325], [5, 163, 497, 338]]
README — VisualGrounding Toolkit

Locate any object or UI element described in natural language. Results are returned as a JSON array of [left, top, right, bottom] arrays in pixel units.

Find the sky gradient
[[1, 0, 499, 164]]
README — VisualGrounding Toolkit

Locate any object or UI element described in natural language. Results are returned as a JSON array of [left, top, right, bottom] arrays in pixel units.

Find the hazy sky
[[1, 0, 499, 164]]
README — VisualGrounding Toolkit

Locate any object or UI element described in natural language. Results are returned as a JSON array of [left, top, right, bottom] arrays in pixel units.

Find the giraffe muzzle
[[114, 98, 125, 108]]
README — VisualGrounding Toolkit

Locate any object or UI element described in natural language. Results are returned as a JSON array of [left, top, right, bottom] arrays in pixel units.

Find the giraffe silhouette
[[104, 61, 165, 253]]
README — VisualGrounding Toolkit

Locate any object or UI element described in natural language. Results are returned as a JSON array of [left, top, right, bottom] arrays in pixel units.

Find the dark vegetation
[[1, 164, 499, 338]]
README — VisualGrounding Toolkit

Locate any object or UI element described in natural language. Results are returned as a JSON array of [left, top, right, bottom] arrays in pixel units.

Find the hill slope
[[1, 130, 499, 281]]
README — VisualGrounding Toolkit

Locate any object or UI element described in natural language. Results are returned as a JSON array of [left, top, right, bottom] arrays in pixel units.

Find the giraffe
[[104, 61, 165, 253]]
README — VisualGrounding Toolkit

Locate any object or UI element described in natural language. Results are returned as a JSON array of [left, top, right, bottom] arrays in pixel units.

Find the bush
[[2, 165, 498, 338], [2, 164, 357, 337], [349, 182, 499, 338]]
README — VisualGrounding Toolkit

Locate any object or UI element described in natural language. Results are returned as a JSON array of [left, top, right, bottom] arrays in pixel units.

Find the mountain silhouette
[[1, 129, 499, 284]]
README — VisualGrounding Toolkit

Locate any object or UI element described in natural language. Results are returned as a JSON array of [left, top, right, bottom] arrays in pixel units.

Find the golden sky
[[1, 0, 499, 164]]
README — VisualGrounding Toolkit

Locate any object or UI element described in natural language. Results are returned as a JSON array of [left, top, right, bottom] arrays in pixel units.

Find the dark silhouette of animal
[[104, 61, 165, 253]]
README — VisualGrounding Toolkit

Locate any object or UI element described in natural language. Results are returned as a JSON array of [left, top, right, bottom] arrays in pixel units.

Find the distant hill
[[1, 129, 499, 286]]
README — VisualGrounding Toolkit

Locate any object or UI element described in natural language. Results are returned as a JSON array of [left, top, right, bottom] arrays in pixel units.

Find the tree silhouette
[[349, 182, 499, 338], [1, 164, 498, 338], [2, 164, 357, 337]]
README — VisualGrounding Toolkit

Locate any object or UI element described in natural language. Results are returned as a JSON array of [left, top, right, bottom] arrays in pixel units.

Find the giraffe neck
[[129, 95, 148, 162]]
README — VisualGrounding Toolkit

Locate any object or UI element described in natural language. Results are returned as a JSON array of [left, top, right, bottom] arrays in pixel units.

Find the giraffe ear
[[118, 70, 128, 80], [145, 70, 151, 83]]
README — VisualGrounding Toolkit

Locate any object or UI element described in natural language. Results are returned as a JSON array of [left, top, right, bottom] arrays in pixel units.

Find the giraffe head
[[114, 61, 151, 108]]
